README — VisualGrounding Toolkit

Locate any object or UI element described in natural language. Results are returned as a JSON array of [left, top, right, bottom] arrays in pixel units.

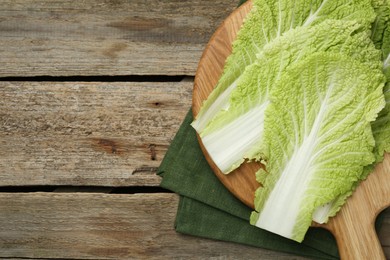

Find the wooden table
[[0, 1, 388, 259]]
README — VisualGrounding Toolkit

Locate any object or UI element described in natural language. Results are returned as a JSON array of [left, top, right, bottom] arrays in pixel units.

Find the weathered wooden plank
[[0, 192, 321, 259], [0, 0, 237, 77], [0, 80, 192, 186]]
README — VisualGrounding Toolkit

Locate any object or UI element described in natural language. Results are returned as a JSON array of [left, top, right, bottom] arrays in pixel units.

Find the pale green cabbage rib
[[250, 52, 385, 242], [191, 0, 376, 133], [199, 20, 381, 174]]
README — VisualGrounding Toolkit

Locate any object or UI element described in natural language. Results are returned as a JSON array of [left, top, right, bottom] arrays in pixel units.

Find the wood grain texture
[[0, 0, 237, 77], [192, 1, 390, 259], [0, 192, 314, 259], [0, 80, 192, 186]]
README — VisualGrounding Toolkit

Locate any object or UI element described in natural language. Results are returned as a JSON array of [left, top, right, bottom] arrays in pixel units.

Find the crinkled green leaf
[[370, 0, 390, 165], [371, 83, 390, 161], [371, 0, 390, 61], [198, 20, 381, 174], [250, 52, 385, 242], [192, 0, 376, 132], [317, 0, 390, 222]]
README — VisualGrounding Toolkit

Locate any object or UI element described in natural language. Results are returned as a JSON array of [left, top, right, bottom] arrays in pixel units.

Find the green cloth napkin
[[158, 109, 342, 259]]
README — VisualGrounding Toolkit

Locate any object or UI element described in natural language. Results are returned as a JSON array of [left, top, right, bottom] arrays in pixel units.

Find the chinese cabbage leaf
[[191, 0, 376, 132], [250, 52, 385, 242], [199, 20, 381, 174]]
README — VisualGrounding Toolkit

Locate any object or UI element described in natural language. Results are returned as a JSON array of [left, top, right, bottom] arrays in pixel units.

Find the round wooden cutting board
[[192, 1, 390, 259]]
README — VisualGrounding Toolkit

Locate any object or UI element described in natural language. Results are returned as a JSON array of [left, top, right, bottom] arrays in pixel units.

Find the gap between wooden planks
[[0, 79, 193, 186], [0, 0, 237, 77]]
